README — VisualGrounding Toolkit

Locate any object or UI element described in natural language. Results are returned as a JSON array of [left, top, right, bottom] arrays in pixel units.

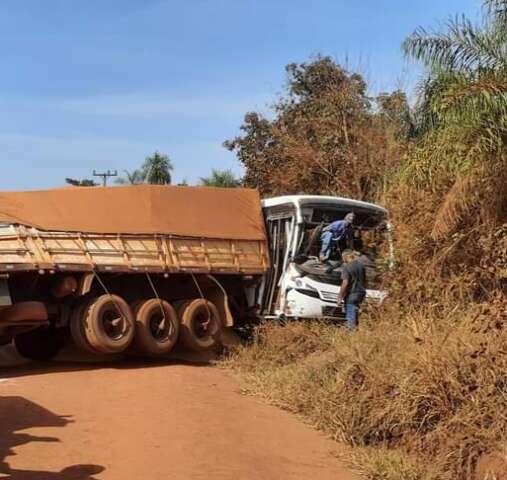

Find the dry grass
[[346, 447, 441, 480], [225, 181, 507, 479], [225, 302, 507, 479]]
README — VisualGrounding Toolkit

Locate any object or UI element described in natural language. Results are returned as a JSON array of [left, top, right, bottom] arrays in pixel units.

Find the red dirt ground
[[0, 346, 355, 480]]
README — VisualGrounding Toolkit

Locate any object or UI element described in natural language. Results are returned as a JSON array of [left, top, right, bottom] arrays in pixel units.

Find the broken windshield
[[295, 205, 390, 286]]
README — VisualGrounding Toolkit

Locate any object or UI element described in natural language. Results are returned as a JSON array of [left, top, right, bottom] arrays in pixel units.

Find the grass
[[224, 184, 507, 479], [225, 305, 507, 480], [346, 448, 440, 480]]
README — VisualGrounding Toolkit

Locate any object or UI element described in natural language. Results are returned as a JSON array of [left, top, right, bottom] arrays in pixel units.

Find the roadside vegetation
[[66, 152, 240, 188], [116, 151, 174, 185], [226, 1, 507, 479], [199, 168, 241, 188]]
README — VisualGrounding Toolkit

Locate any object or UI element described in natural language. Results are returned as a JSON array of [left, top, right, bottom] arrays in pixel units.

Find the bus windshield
[[295, 203, 391, 284]]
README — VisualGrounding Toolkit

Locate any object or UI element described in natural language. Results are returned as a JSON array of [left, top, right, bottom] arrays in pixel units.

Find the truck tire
[[178, 299, 222, 351], [70, 298, 96, 353], [83, 294, 135, 354], [132, 299, 179, 356], [14, 326, 61, 361]]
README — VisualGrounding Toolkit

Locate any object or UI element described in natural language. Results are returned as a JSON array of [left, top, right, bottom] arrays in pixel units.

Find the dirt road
[[0, 347, 354, 480]]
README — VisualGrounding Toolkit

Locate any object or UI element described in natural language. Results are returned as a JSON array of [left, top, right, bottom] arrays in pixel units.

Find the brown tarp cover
[[0, 185, 267, 240]]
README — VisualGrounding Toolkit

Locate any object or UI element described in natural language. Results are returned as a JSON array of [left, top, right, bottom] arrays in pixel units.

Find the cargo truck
[[0, 186, 390, 360]]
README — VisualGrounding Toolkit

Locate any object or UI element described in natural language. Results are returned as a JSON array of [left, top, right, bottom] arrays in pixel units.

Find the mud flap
[[0, 302, 48, 324], [204, 275, 234, 327]]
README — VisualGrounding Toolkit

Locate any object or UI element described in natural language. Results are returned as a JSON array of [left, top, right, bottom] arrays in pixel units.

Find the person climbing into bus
[[336, 249, 366, 332], [319, 212, 355, 263]]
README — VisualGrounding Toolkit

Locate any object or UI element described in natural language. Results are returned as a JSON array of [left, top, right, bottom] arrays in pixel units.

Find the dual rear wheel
[[177, 299, 222, 351], [71, 294, 221, 356], [71, 294, 135, 354], [131, 299, 179, 356]]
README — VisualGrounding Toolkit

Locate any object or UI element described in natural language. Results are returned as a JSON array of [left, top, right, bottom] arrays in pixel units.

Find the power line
[[93, 170, 118, 187]]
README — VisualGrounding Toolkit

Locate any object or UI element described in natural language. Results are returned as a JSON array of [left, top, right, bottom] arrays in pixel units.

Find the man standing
[[336, 250, 366, 332], [319, 212, 355, 263]]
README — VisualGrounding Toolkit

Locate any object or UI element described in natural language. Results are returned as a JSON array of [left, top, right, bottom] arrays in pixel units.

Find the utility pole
[[93, 170, 118, 187]]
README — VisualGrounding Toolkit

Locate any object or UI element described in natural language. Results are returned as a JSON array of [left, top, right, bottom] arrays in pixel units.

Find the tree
[[65, 178, 98, 187], [200, 169, 241, 188], [115, 151, 174, 185], [402, 0, 507, 237], [115, 169, 145, 185], [142, 151, 173, 185], [224, 56, 410, 200]]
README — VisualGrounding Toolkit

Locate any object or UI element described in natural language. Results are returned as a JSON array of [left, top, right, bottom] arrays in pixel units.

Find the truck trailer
[[0, 186, 390, 361]]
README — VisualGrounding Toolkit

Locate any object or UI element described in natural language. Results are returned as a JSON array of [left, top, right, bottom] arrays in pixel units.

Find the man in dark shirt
[[336, 250, 366, 332]]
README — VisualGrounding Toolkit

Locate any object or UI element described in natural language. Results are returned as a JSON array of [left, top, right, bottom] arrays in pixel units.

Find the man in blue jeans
[[336, 250, 366, 332]]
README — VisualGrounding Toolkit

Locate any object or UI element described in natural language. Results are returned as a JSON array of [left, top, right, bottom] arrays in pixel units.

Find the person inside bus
[[319, 212, 355, 263]]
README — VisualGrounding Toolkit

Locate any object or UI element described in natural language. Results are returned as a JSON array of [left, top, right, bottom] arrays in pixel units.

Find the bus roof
[[261, 195, 387, 215]]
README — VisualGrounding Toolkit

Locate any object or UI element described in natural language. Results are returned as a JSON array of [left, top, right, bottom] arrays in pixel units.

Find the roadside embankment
[[225, 308, 507, 480]]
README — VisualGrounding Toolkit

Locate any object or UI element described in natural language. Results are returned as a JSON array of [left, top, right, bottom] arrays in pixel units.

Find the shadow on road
[[0, 396, 104, 479], [3, 464, 105, 480], [0, 344, 218, 380]]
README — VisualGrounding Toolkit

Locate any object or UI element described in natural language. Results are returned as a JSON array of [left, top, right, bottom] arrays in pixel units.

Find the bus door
[[260, 214, 295, 315]]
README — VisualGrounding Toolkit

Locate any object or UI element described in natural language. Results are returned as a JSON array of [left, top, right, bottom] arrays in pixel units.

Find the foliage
[[115, 169, 145, 185], [199, 168, 241, 188], [226, 6, 507, 480], [115, 151, 173, 185], [221, 4, 507, 480], [227, 184, 507, 478], [348, 448, 440, 480], [227, 301, 507, 480], [224, 56, 411, 201], [65, 177, 98, 187], [142, 151, 173, 185], [401, 1, 507, 238]]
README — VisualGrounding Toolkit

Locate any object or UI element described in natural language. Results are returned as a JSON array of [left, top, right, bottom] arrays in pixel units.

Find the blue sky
[[0, 0, 480, 190]]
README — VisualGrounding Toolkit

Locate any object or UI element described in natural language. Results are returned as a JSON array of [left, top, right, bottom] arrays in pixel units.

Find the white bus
[[257, 195, 393, 320]]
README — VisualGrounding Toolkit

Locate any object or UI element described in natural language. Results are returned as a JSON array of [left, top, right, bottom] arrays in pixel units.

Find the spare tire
[[83, 294, 134, 354], [14, 326, 62, 361], [131, 299, 179, 356], [178, 299, 222, 351]]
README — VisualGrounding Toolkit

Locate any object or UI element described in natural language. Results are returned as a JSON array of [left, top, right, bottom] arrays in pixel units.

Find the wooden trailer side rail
[[0, 224, 269, 275]]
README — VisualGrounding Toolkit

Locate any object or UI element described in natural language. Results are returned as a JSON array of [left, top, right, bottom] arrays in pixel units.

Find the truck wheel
[[84, 294, 135, 354], [14, 327, 61, 361], [70, 298, 96, 353], [178, 299, 222, 351], [132, 299, 179, 356]]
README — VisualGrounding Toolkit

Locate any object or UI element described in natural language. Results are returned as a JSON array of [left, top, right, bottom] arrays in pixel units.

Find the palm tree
[[199, 169, 241, 188], [401, 0, 507, 237], [142, 151, 173, 185]]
